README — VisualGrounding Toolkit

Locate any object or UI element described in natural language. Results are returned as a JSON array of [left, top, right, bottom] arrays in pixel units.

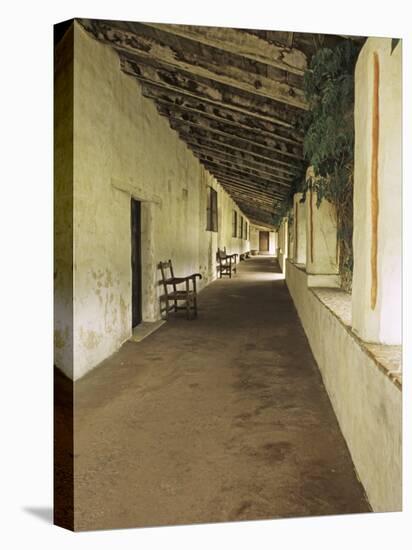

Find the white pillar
[[278, 218, 288, 273], [283, 218, 289, 273], [289, 213, 295, 260], [293, 192, 307, 264], [352, 38, 401, 344], [284, 218, 289, 258], [305, 169, 340, 287]]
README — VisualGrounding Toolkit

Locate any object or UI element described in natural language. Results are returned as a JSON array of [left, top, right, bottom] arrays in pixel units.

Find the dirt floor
[[72, 256, 370, 531]]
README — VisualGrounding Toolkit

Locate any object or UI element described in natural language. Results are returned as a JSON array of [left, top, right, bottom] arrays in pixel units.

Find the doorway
[[131, 198, 142, 328], [259, 231, 269, 253]]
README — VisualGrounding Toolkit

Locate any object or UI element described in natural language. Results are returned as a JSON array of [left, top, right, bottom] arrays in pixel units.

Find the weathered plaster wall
[[286, 260, 402, 512], [293, 193, 306, 264], [278, 218, 289, 272], [249, 225, 276, 254], [305, 188, 339, 276], [352, 38, 402, 345], [54, 26, 74, 379], [69, 23, 250, 379]]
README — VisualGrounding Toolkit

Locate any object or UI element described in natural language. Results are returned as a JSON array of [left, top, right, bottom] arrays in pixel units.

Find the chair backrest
[[159, 260, 175, 295], [217, 248, 227, 260]]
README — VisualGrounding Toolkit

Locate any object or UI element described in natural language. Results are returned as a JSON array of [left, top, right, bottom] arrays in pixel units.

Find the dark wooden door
[[131, 199, 142, 328], [259, 231, 269, 252]]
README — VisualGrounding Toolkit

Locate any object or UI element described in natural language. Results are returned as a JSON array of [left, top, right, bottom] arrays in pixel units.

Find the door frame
[[259, 230, 270, 253], [131, 198, 142, 328]]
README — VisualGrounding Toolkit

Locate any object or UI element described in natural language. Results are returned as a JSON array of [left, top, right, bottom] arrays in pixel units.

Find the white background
[[0, 0, 410, 548]]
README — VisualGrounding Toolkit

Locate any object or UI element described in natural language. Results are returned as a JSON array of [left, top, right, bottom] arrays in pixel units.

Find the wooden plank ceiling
[[78, 19, 360, 228]]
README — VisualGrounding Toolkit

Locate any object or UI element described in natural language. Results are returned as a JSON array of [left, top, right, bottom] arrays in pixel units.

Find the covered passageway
[[54, 20, 402, 530]]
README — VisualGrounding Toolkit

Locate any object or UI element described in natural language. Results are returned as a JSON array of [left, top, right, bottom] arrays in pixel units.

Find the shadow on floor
[[23, 506, 53, 524]]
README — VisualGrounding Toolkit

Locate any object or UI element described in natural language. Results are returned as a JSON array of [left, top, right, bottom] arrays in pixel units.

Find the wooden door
[[131, 199, 142, 328], [259, 231, 269, 252]]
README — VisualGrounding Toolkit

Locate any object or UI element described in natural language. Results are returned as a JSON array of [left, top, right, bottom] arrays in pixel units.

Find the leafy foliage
[[299, 40, 361, 291], [300, 41, 359, 202], [272, 161, 306, 228]]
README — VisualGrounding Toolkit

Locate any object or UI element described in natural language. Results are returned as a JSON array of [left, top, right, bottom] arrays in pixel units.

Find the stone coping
[[287, 260, 402, 390]]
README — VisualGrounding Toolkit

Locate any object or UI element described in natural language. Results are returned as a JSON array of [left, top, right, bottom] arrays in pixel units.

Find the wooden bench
[[159, 260, 202, 320], [239, 251, 250, 261], [216, 248, 238, 278]]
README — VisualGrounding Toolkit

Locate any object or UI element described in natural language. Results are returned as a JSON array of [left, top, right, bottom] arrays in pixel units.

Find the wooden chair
[[240, 251, 251, 261], [159, 260, 202, 320], [216, 248, 238, 278]]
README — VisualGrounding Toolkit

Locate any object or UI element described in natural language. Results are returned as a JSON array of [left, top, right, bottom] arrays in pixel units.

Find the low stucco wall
[[285, 260, 401, 512], [278, 250, 285, 273], [55, 23, 250, 380]]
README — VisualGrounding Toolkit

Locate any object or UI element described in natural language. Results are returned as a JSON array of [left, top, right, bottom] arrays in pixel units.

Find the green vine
[[272, 162, 306, 228], [299, 40, 361, 292]]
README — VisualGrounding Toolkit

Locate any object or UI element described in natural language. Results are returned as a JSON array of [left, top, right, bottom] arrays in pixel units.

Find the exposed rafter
[[141, 84, 304, 144], [142, 23, 308, 76], [193, 151, 293, 183], [79, 19, 307, 110], [198, 159, 290, 193], [119, 56, 301, 129], [173, 128, 299, 171], [77, 18, 360, 226], [156, 104, 303, 159], [180, 137, 299, 177]]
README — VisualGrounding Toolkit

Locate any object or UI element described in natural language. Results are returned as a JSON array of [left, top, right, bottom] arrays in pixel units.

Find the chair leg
[[185, 281, 190, 319], [173, 284, 178, 312]]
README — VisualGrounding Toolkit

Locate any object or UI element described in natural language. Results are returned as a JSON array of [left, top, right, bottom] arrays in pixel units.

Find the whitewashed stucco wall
[[55, 23, 250, 380], [352, 37, 402, 345], [286, 260, 401, 512], [54, 26, 74, 379]]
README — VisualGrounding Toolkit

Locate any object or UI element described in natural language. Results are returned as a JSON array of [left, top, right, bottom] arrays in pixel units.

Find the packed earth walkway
[[73, 256, 370, 530]]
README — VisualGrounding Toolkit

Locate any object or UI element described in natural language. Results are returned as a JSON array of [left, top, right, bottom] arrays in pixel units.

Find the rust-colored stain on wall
[[309, 189, 314, 263], [295, 201, 298, 258], [371, 52, 380, 310]]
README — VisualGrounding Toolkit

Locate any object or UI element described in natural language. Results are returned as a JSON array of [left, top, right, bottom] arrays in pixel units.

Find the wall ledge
[[286, 258, 402, 511], [287, 259, 402, 390]]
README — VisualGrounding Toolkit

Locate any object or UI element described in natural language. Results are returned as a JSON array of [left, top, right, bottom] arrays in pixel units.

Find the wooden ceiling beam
[[198, 158, 290, 192], [175, 128, 297, 171], [209, 175, 284, 202], [193, 150, 292, 183], [78, 19, 307, 109], [119, 55, 300, 128], [141, 23, 308, 76], [168, 117, 302, 163], [216, 184, 278, 209], [247, 217, 277, 230], [181, 136, 298, 177], [233, 203, 277, 225], [141, 83, 304, 144], [201, 167, 287, 200], [237, 201, 276, 217], [157, 104, 303, 159]]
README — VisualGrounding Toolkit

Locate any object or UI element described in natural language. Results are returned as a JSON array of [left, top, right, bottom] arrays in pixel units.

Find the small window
[[206, 187, 218, 232], [239, 216, 243, 239], [232, 210, 237, 237], [244, 221, 248, 240]]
